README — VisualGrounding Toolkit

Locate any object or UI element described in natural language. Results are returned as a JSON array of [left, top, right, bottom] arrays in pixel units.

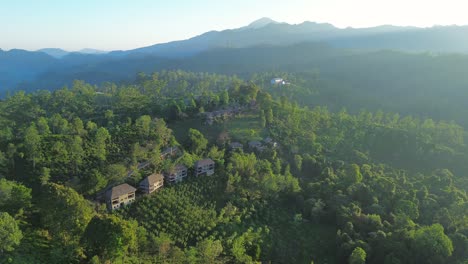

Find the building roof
[[140, 173, 164, 186], [230, 142, 243, 149], [195, 158, 215, 167], [167, 164, 187, 174], [106, 183, 137, 200], [161, 146, 179, 156], [249, 141, 262, 147]]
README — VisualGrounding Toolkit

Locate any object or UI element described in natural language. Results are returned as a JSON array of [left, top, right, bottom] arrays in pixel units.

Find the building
[[271, 78, 283, 85], [106, 183, 137, 211], [263, 137, 278, 148], [164, 164, 188, 183], [139, 173, 164, 194], [195, 158, 215, 176], [248, 140, 265, 151], [206, 114, 214, 125], [161, 146, 180, 159], [229, 142, 243, 150]]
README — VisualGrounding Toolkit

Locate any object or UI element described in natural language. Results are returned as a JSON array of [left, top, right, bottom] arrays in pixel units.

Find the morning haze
[[1, 1, 467, 264], [1, 0, 468, 51]]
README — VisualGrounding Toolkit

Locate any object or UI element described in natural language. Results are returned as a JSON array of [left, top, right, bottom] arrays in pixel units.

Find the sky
[[1, 0, 468, 51]]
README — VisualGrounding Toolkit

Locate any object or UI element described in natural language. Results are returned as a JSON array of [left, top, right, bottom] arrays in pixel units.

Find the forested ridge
[[0, 71, 466, 263]]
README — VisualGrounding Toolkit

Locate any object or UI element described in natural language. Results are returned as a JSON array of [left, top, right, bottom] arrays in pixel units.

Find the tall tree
[[82, 215, 139, 262], [412, 224, 453, 264], [349, 247, 366, 264], [23, 122, 42, 169], [0, 212, 23, 254], [187, 129, 208, 155]]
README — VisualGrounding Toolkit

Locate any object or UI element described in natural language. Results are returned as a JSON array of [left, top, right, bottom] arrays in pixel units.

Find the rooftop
[[167, 164, 188, 173], [195, 158, 215, 167], [140, 173, 164, 186], [230, 142, 243, 148], [249, 141, 262, 146], [106, 183, 137, 200]]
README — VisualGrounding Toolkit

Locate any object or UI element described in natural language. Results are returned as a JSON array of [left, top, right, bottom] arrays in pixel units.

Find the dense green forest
[[0, 71, 466, 263]]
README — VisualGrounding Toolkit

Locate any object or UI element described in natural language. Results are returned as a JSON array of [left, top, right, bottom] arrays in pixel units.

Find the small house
[[161, 146, 180, 159], [229, 142, 243, 150], [263, 137, 278, 148], [139, 173, 164, 194], [106, 183, 137, 211], [249, 141, 265, 151], [195, 158, 215, 176], [164, 164, 188, 183]]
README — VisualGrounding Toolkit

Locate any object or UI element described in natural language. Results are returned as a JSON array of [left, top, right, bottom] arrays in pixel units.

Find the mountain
[[110, 20, 468, 58], [109, 19, 346, 57], [37, 48, 108, 58], [245, 17, 280, 29], [0, 49, 58, 92], [5, 19, 468, 94], [78, 48, 108, 54], [37, 48, 69, 58]]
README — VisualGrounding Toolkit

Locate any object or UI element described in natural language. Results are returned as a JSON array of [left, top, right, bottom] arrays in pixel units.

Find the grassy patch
[[169, 113, 267, 144]]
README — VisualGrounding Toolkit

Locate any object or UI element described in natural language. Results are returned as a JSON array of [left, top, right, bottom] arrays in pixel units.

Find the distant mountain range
[[37, 48, 108, 58], [3, 18, 468, 93]]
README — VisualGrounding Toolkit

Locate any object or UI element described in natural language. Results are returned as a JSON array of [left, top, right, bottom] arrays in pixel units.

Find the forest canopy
[[0, 70, 466, 264]]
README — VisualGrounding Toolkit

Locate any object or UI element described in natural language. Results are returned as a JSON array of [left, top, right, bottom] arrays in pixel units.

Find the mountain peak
[[247, 17, 279, 29], [38, 48, 69, 58]]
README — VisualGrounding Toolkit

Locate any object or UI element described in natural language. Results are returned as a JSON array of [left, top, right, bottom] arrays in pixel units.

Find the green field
[[168, 113, 267, 144]]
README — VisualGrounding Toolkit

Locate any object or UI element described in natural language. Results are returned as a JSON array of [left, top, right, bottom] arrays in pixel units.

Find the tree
[[412, 224, 453, 264], [0, 212, 23, 254], [345, 164, 363, 185], [266, 108, 274, 125], [187, 129, 208, 155], [37, 117, 51, 135], [91, 127, 110, 161], [349, 247, 366, 264], [82, 169, 107, 195], [71, 117, 86, 136], [24, 122, 42, 169], [39, 183, 94, 264], [49, 114, 69, 134], [50, 141, 69, 165], [0, 178, 32, 215], [105, 163, 128, 184], [196, 239, 224, 264], [221, 89, 229, 106], [82, 215, 139, 262], [294, 154, 303, 172], [69, 136, 85, 172], [39, 183, 94, 238], [207, 146, 224, 165], [135, 115, 152, 140], [260, 110, 266, 128], [394, 199, 419, 220]]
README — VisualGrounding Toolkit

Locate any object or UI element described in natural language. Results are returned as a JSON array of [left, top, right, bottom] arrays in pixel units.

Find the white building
[[271, 78, 283, 85], [139, 173, 164, 194], [105, 183, 137, 211], [195, 159, 215, 176], [164, 164, 188, 183]]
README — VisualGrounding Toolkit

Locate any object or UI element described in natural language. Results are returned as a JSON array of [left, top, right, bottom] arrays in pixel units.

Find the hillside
[[17, 42, 468, 128], [0, 73, 466, 263]]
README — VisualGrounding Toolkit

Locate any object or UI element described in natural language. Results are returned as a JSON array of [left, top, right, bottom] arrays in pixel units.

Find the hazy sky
[[1, 0, 467, 51]]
